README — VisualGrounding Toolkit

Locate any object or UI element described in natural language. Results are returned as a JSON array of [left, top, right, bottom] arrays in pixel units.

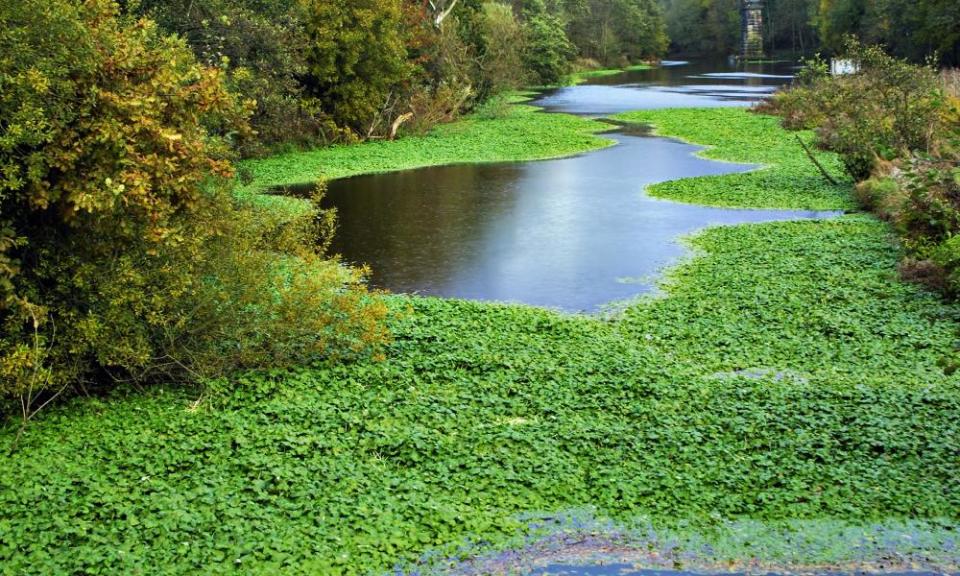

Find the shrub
[[767, 41, 960, 297], [0, 0, 388, 419], [768, 40, 949, 180], [944, 69, 960, 99], [403, 81, 474, 135]]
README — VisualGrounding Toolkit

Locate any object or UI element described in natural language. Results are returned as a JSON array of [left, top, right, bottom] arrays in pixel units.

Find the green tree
[[523, 10, 577, 83], [0, 0, 388, 418], [659, 0, 734, 57], [816, 0, 959, 65], [765, 0, 819, 55], [300, 0, 411, 135], [478, 3, 527, 92], [134, 0, 342, 153]]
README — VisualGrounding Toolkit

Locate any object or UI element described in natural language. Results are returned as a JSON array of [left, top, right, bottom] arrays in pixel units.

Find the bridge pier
[[741, 0, 765, 59]]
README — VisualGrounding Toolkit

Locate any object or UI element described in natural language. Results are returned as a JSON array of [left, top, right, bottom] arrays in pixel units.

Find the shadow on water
[[273, 59, 838, 312]]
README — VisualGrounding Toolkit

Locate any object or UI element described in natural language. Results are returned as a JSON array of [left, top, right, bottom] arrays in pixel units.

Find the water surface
[[303, 59, 837, 311], [322, 133, 834, 311], [537, 59, 799, 115]]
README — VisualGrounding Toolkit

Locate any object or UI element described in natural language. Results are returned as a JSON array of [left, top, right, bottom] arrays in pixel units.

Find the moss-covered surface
[[240, 94, 614, 194], [2, 109, 959, 575]]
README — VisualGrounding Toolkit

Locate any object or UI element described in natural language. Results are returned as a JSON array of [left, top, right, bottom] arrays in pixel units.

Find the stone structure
[[741, 0, 765, 59]]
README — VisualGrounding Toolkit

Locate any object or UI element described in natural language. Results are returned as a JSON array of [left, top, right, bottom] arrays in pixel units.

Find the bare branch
[[796, 135, 839, 185], [432, 0, 459, 29]]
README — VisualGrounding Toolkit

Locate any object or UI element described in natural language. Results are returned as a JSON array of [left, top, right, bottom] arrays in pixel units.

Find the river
[[321, 59, 836, 312]]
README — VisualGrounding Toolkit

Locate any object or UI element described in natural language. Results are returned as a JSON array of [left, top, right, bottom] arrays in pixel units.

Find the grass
[[239, 93, 614, 195], [2, 108, 959, 575]]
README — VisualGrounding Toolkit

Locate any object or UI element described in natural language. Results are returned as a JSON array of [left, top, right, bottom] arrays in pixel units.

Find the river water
[[320, 59, 836, 312]]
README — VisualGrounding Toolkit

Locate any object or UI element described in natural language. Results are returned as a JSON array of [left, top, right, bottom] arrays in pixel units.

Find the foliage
[[134, 0, 343, 155], [300, 0, 411, 136], [817, 0, 960, 66], [567, 0, 668, 65], [613, 108, 854, 210], [0, 0, 389, 409], [477, 2, 527, 94], [240, 94, 614, 192], [658, 0, 739, 56], [131, 0, 668, 148], [764, 0, 821, 55], [766, 42, 960, 296], [520, 8, 577, 85], [658, 0, 957, 65], [767, 41, 950, 180], [3, 106, 960, 569]]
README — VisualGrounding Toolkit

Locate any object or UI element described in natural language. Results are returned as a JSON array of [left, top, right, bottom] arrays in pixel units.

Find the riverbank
[[568, 63, 653, 84], [2, 106, 958, 575], [615, 108, 857, 210], [240, 93, 614, 195]]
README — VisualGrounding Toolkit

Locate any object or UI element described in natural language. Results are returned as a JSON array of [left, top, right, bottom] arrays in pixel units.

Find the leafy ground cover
[[240, 94, 614, 194], [568, 64, 653, 84], [2, 107, 959, 575], [615, 108, 857, 210]]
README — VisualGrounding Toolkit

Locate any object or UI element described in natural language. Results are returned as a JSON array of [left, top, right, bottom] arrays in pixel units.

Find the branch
[[434, 0, 459, 28], [796, 135, 838, 185], [390, 112, 414, 140]]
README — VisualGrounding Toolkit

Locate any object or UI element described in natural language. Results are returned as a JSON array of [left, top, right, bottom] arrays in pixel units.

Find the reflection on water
[[536, 58, 798, 114], [320, 134, 836, 311], [284, 58, 837, 311]]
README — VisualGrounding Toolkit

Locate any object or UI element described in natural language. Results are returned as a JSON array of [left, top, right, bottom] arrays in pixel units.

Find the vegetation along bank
[[3, 105, 958, 574]]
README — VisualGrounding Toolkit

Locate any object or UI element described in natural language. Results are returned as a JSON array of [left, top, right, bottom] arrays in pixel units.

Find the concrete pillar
[[741, 0, 765, 59]]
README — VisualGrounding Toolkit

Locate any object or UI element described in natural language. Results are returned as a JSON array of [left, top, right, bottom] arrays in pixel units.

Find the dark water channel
[[312, 59, 837, 311]]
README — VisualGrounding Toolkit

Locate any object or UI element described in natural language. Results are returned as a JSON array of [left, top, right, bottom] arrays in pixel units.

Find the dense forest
[[125, 0, 669, 155], [660, 0, 960, 65]]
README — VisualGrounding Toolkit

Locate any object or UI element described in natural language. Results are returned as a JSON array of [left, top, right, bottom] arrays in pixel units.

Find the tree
[[133, 0, 339, 153], [523, 9, 577, 83], [567, 0, 667, 64], [300, 0, 411, 135], [662, 0, 740, 56], [764, 0, 819, 55], [0, 0, 388, 418], [478, 3, 527, 92], [428, 0, 463, 27]]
